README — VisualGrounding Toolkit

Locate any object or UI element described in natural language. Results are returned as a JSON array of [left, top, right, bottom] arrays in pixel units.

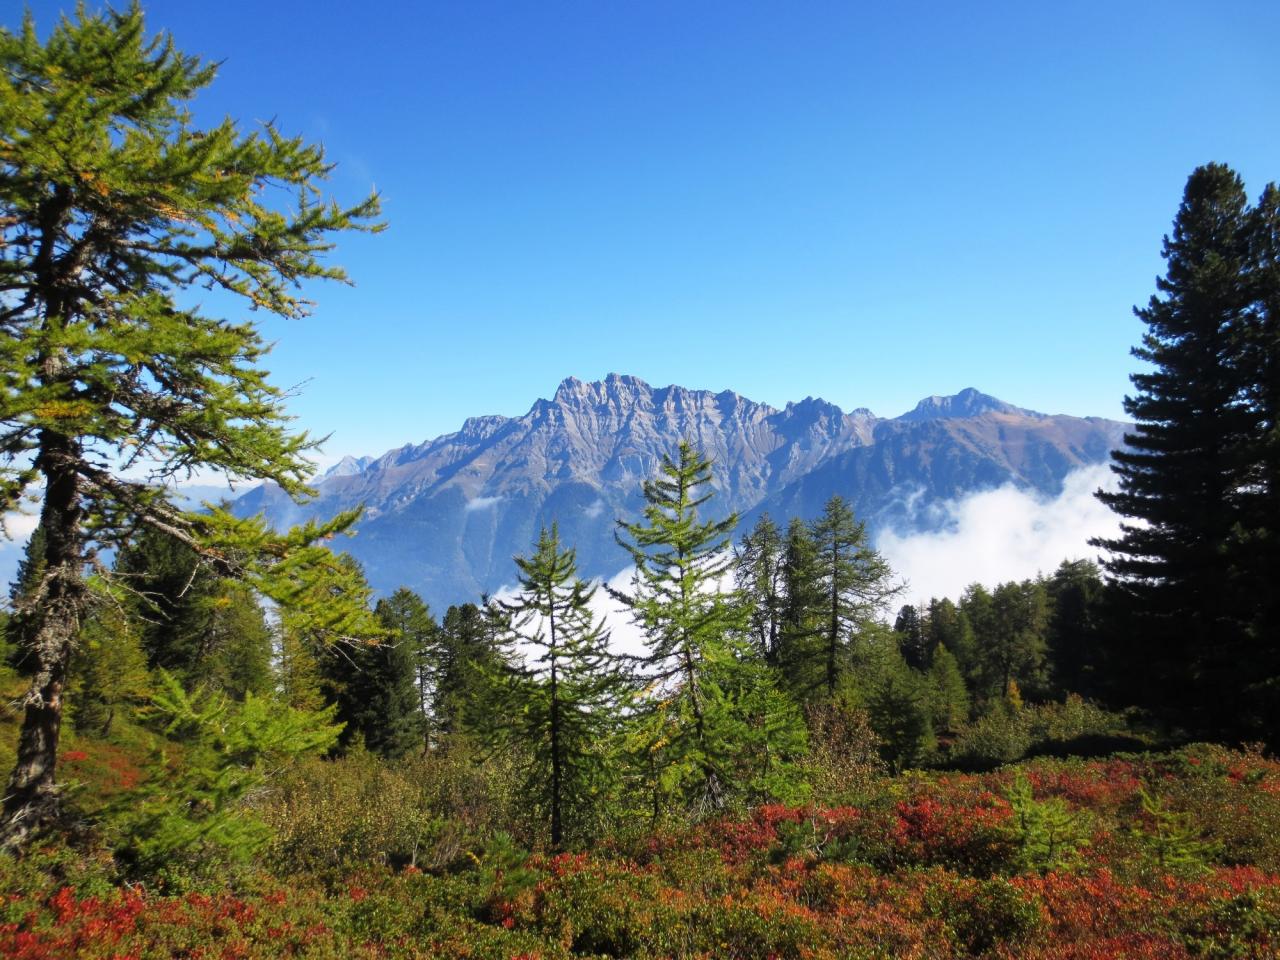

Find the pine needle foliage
[[1093, 163, 1280, 739], [0, 3, 384, 846], [487, 525, 627, 849], [1130, 787, 1216, 876], [809, 495, 902, 697], [1005, 772, 1091, 874], [612, 441, 746, 812], [115, 669, 343, 882]]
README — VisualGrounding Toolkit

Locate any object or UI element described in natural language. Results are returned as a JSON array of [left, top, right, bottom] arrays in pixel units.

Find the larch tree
[[488, 525, 626, 848], [809, 495, 901, 698], [70, 578, 151, 737], [0, 5, 383, 847], [612, 441, 745, 812]]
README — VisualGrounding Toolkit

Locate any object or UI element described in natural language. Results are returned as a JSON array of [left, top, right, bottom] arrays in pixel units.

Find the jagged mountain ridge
[[234, 375, 1126, 610]]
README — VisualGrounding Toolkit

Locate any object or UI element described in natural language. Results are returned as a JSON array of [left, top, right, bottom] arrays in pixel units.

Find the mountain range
[[233, 375, 1127, 612]]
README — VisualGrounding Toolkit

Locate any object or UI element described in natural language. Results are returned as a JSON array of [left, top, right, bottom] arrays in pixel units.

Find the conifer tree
[[276, 613, 325, 712], [926, 645, 970, 733], [777, 516, 824, 697], [374, 588, 441, 749], [612, 441, 745, 811], [712, 655, 809, 805], [864, 650, 935, 773], [71, 580, 151, 737], [118, 670, 344, 877], [987, 579, 1050, 701], [113, 527, 219, 681], [809, 495, 901, 697], [0, 5, 383, 846], [201, 580, 274, 701], [928, 596, 977, 683], [488, 526, 627, 848], [311, 556, 409, 755], [435, 602, 506, 737], [111, 527, 273, 698], [335, 590, 431, 759], [894, 603, 930, 670], [958, 584, 997, 695], [1240, 184, 1280, 728], [735, 514, 786, 665], [1045, 559, 1107, 698], [1092, 163, 1273, 735]]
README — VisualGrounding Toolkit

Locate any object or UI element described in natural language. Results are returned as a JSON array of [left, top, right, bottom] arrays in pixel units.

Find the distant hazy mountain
[[233, 375, 1126, 611]]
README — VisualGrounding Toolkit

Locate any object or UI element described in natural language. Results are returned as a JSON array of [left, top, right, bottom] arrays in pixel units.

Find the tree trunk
[[548, 607, 563, 849], [827, 551, 840, 698], [0, 431, 86, 850]]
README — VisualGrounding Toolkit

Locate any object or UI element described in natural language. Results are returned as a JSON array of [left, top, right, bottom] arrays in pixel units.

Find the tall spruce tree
[[0, 6, 383, 846], [777, 516, 824, 697], [1241, 184, 1280, 728], [337, 592, 428, 759], [612, 441, 745, 811], [488, 526, 627, 848], [894, 603, 930, 670], [809, 495, 901, 697], [435, 602, 505, 737], [374, 588, 441, 749], [1093, 163, 1275, 736], [734, 513, 786, 665], [1045, 559, 1107, 699]]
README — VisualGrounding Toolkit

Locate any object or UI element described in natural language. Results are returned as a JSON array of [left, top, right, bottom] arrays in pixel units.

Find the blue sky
[[18, 0, 1280, 461]]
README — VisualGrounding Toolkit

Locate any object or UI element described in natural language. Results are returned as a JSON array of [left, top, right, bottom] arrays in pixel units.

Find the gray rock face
[[233, 375, 1125, 611]]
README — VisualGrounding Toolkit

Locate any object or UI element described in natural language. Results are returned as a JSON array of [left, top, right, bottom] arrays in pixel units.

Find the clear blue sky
[[19, 1, 1280, 460]]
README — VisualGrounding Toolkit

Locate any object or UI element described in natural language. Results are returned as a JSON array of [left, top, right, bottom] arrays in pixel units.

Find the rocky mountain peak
[[322, 454, 374, 478], [898, 387, 1032, 422], [234, 375, 1124, 612], [552, 373, 656, 409]]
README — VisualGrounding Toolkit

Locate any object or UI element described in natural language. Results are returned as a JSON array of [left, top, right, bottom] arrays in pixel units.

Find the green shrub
[[1005, 772, 1092, 873], [107, 672, 342, 886], [1129, 787, 1217, 876], [258, 739, 523, 876], [949, 697, 1138, 770], [801, 699, 886, 807], [926, 875, 1043, 954]]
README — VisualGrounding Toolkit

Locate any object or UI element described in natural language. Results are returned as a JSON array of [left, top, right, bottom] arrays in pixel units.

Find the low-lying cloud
[[494, 466, 1123, 659], [464, 495, 502, 512], [876, 464, 1121, 604], [490, 566, 651, 663]]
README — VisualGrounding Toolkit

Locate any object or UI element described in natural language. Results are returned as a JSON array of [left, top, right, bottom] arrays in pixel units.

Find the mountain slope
[[234, 376, 1125, 610]]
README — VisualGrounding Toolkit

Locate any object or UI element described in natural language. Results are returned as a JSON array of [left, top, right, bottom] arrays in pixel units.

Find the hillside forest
[[1, 7, 1278, 958]]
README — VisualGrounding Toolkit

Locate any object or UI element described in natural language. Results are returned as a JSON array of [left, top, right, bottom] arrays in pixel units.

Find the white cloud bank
[[494, 465, 1123, 658], [876, 464, 1121, 605], [464, 495, 502, 512], [490, 565, 652, 663]]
